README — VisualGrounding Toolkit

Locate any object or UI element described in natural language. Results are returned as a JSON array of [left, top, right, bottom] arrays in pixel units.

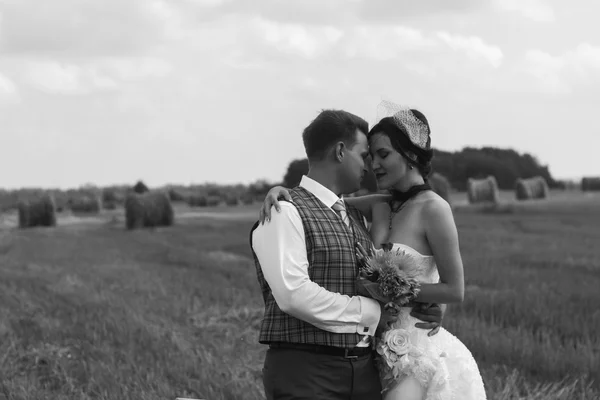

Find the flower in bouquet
[[356, 243, 422, 307]]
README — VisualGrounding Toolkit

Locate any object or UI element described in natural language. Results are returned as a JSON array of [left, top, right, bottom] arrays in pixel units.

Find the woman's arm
[[413, 199, 465, 304], [258, 187, 390, 224], [344, 194, 391, 222]]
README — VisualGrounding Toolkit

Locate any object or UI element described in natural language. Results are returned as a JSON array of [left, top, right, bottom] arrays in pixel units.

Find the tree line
[[282, 146, 563, 192]]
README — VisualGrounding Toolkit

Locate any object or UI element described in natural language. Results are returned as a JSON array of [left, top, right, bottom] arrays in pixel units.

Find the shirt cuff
[[357, 296, 381, 336]]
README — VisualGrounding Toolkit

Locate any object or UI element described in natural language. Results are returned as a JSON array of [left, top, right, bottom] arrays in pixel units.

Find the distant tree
[[280, 146, 554, 194], [431, 147, 556, 191], [282, 159, 309, 188], [248, 179, 275, 199], [132, 180, 149, 194]]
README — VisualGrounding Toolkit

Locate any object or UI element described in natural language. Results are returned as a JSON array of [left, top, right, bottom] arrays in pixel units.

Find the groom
[[250, 109, 443, 400]]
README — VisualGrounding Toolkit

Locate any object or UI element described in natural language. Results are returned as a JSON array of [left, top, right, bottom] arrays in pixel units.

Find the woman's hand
[[258, 186, 292, 224]]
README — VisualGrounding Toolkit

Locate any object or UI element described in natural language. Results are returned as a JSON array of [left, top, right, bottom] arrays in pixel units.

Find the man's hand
[[411, 303, 445, 337]]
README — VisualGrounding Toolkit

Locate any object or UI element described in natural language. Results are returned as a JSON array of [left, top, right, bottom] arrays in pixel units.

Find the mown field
[[0, 191, 599, 400]]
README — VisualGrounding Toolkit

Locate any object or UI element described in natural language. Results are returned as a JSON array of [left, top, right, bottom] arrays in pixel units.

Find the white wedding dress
[[377, 243, 487, 400]]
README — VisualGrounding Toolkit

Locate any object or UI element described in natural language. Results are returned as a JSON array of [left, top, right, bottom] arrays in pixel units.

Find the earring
[[409, 165, 414, 170]]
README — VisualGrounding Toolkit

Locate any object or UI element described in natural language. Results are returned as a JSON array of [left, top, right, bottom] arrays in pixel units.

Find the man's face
[[340, 129, 369, 193]]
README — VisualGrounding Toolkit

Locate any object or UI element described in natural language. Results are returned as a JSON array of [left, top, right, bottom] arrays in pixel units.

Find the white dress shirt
[[251, 175, 381, 336]]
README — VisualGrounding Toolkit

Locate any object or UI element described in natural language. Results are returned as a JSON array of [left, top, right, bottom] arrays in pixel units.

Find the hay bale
[[68, 195, 102, 213], [125, 191, 174, 230], [467, 176, 499, 204], [429, 172, 452, 204], [581, 177, 600, 192], [515, 176, 549, 200], [18, 194, 57, 228]]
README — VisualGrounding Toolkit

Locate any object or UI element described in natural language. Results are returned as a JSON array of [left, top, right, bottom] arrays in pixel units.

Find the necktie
[[333, 199, 370, 347], [332, 199, 350, 227]]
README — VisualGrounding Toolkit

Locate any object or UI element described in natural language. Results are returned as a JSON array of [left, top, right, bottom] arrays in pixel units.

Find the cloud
[[0, 0, 178, 56], [0, 71, 19, 103], [24, 57, 172, 94], [186, 0, 231, 6], [493, 0, 555, 22], [356, 0, 484, 22], [342, 26, 436, 60], [242, 18, 503, 79], [518, 43, 600, 93], [250, 17, 343, 59], [25, 62, 116, 94], [437, 32, 504, 68], [193, 0, 359, 25]]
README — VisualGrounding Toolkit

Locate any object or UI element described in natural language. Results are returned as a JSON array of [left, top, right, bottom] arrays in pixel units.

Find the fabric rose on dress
[[385, 328, 411, 355], [377, 328, 412, 368]]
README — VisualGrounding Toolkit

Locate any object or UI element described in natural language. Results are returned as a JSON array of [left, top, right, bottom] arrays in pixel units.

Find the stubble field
[[0, 190, 598, 399]]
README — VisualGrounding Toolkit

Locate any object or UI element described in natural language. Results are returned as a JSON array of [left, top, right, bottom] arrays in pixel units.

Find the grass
[[0, 191, 599, 399]]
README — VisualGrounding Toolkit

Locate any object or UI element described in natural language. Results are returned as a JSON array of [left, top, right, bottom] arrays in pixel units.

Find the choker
[[388, 183, 431, 229]]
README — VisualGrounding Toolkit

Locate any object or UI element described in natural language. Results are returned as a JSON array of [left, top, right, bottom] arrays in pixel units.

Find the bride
[[258, 101, 487, 399]]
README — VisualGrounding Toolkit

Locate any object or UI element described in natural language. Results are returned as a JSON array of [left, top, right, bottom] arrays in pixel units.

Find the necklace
[[388, 202, 405, 230], [387, 183, 431, 230]]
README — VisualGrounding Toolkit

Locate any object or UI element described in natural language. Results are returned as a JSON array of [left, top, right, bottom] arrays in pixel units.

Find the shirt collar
[[299, 175, 343, 209]]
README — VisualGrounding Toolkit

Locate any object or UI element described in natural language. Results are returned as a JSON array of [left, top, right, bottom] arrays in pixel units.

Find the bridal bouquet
[[357, 243, 442, 394], [356, 242, 422, 314]]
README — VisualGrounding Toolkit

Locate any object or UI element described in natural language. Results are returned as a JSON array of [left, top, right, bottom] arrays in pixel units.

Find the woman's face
[[369, 132, 411, 190]]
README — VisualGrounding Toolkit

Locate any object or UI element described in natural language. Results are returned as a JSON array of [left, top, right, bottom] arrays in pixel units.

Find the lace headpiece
[[373, 100, 430, 152]]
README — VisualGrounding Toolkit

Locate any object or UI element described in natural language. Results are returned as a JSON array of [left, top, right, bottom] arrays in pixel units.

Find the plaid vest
[[250, 187, 374, 348]]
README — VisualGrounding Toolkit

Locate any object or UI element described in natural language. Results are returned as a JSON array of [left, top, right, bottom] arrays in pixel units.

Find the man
[[249, 109, 442, 400]]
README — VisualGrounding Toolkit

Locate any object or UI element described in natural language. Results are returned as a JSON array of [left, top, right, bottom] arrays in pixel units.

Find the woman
[[258, 101, 487, 399]]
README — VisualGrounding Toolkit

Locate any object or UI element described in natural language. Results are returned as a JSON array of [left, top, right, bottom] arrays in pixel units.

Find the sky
[[0, 0, 599, 189]]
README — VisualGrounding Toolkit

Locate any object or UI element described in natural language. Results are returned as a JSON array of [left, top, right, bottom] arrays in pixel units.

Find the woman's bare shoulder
[[420, 193, 453, 226]]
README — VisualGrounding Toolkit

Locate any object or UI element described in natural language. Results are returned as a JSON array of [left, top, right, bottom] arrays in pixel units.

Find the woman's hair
[[368, 109, 434, 181]]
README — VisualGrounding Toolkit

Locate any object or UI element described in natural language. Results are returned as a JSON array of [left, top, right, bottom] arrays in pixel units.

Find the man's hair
[[302, 109, 369, 161]]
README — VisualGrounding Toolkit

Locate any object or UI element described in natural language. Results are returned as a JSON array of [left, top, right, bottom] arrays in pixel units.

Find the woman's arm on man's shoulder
[[344, 193, 391, 222]]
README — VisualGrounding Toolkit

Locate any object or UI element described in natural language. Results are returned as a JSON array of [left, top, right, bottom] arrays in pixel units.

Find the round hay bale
[[581, 177, 600, 192], [68, 195, 102, 213], [515, 176, 549, 200], [125, 191, 174, 230], [18, 194, 57, 228], [429, 172, 452, 204], [467, 176, 499, 204]]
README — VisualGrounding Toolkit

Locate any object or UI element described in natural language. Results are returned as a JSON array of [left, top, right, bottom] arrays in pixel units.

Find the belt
[[268, 342, 373, 359]]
